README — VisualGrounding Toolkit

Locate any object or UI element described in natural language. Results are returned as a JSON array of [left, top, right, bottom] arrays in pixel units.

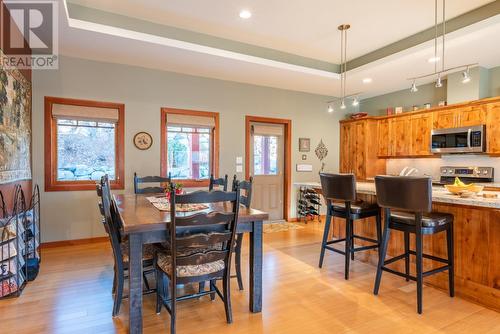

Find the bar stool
[[319, 173, 382, 280], [373, 176, 454, 314]]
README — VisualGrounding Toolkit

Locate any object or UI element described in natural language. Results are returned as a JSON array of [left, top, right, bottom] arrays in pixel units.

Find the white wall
[[32, 56, 355, 242]]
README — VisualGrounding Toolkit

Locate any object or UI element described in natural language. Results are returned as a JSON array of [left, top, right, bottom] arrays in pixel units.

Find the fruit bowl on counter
[[445, 177, 484, 197]]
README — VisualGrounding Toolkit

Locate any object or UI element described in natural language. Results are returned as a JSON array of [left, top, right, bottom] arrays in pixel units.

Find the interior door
[[250, 123, 284, 221]]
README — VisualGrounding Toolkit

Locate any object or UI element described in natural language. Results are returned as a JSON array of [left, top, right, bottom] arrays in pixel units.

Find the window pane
[[57, 123, 116, 181], [253, 135, 278, 175], [167, 129, 211, 180]]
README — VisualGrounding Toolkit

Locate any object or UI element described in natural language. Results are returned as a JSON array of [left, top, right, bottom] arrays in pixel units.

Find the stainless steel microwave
[[431, 125, 486, 154]]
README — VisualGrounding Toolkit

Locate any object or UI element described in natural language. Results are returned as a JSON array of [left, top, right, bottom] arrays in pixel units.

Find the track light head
[[352, 97, 359, 106], [410, 80, 418, 93], [435, 74, 443, 88], [462, 67, 471, 84], [340, 100, 346, 109]]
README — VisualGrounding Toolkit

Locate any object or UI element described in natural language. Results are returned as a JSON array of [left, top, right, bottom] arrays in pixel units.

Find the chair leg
[[375, 212, 382, 259], [143, 271, 151, 291], [222, 275, 233, 324], [404, 231, 410, 282], [447, 223, 455, 297], [210, 279, 216, 301], [350, 220, 355, 261], [112, 264, 117, 294], [318, 208, 332, 268], [235, 233, 244, 290], [416, 229, 424, 314], [112, 266, 124, 317], [170, 279, 176, 334], [156, 269, 163, 314], [344, 217, 351, 280], [374, 221, 391, 295]]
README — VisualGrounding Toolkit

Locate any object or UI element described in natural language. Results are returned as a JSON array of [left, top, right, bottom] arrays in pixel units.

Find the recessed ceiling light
[[362, 78, 372, 84], [428, 56, 440, 63], [239, 10, 252, 19]]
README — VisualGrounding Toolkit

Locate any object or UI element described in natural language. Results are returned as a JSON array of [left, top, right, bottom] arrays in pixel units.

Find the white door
[[249, 123, 284, 221]]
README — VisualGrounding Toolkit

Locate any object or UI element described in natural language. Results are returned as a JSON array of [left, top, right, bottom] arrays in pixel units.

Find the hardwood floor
[[1, 222, 499, 334]]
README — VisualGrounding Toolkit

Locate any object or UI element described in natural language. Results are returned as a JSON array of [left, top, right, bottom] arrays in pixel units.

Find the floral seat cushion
[[120, 243, 157, 263], [156, 251, 225, 278]]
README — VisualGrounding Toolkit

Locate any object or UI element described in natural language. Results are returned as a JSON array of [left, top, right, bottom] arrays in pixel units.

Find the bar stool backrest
[[374, 176, 432, 213], [319, 173, 356, 202]]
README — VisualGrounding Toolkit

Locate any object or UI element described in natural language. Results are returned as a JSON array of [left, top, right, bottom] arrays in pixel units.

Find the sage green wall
[[32, 56, 353, 242], [359, 81, 447, 116], [446, 66, 490, 104], [490, 66, 500, 96]]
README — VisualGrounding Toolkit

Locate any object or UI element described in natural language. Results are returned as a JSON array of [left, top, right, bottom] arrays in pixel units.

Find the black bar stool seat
[[333, 200, 379, 215], [373, 175, 454, 314], [318, 173, 382, 280]]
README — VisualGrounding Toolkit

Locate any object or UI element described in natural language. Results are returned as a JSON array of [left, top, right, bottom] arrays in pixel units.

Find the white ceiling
[[69, 0, 493, 63], [53, 0, 500, 99]]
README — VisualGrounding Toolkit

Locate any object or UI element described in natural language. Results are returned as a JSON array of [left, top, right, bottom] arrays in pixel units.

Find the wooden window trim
[[44, 96, 125, 191], [161, 108, 219, 188]]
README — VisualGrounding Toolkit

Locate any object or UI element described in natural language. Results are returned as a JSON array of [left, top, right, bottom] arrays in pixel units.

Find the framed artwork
[[0, 51, 32, 184], [133, 132, 153, 150], [299, 138, 310, 152]]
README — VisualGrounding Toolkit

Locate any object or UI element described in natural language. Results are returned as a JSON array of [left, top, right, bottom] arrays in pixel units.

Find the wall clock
[[133, 132, 153, 150]]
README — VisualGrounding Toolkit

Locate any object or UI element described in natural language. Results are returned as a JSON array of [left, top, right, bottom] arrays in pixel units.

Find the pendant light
[[326, 24, 362, 112], [408, 0, 477, 91]]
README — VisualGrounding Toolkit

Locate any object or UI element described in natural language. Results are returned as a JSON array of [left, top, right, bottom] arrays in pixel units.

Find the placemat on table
[[146, 196, 208, 212]]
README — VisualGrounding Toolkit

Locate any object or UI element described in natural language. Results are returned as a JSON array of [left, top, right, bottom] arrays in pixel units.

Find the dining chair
[[155, 186, 241, 334], [231, 175, 253, 290], [134, 172, 171, 194], [373, 176, 454, 314], [209, 174, 228, 191], [97, 176, 157, 316]]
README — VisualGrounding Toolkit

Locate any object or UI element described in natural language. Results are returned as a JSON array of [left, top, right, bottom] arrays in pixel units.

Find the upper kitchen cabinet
[[390, 115, 412, 156], [410, 112, 434, 156], [434, 105, 486, 129], [486, 102, 500, 154], [339, 119, 385, 180], [377, 118, 390, 157]]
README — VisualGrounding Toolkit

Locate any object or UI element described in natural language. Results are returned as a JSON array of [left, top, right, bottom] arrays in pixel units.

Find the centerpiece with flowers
[[164, 182, 183, 201]]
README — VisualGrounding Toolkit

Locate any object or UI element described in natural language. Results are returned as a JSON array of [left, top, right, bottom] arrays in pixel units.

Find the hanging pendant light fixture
[[326, 24, 361, 112], [408, 0, 477, 92]]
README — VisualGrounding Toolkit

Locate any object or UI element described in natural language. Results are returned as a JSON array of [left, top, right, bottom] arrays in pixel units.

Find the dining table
[[114, 194, 269, 334]]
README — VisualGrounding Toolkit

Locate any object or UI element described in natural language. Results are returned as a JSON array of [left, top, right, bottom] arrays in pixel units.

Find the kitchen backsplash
[[386, 156, 500, 182]]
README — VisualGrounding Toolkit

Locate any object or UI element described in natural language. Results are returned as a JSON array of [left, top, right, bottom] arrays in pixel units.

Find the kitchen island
[[295, 181, 500, 311]]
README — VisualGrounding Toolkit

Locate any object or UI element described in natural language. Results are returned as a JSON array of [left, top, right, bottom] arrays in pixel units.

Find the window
[[45, 97, 125, 191], [253, 135, 278, 175], [161, 108, 219, 187]]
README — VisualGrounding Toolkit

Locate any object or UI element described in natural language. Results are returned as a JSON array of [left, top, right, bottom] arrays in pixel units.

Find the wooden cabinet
[[433, 109, 457, 129], [410, 113, 433, 156], [486, 103, 500, 154], [390, 116, 411, 156], [339, 119, 385, 180], [434, 106, 486, 129], [377, 119, 390, 157]]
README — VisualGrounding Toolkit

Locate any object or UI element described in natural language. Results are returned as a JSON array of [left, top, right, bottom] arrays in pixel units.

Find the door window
[[253, 135, 278, 175]]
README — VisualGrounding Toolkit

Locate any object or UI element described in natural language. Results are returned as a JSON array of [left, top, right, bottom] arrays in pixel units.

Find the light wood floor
[[1, 221, 499, 334]]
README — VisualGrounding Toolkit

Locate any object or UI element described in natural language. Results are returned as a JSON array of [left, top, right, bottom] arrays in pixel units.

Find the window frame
[[44, 96, 125, 191], [161, 108, 219, 188]]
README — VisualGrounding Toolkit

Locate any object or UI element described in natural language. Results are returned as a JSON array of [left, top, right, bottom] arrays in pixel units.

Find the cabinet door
[[390, 116, 411, 156], [353, 121, 366, 179], [434, 110, 457, 129], [486, 103, 500, 154], [411, 113, 433, 156], [339, 123, 353, 173], [377, 119, 390, 157], [457, 106, 486, 127]]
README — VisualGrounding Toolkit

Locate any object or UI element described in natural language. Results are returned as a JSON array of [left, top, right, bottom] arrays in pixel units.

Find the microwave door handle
[[467, 129, 472, 148]]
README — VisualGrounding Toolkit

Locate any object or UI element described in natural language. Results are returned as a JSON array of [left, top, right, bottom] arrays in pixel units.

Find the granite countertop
[[294, 181, 500, 209]]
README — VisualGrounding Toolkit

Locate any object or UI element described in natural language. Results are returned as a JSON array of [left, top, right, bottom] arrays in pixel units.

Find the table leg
[[128, 233, 143, 333], [249, 220, 263, 313]]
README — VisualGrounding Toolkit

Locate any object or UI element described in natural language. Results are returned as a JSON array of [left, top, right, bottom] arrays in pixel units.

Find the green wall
[[490, 66, 500, 97], [32, 56, 353, 242]]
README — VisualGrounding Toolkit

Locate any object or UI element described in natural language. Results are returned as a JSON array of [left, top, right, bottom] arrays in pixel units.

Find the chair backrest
[[209, 174, 228, 191], [374, 176, 432, 213], [319, 173, 356, 202], [134, 172, 171, 194], [100, 175, 124, 261], [168, 185, 240, 283], [232, 175, 253, 208]]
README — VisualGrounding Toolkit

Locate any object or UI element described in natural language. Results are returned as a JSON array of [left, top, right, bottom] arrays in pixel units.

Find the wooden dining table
[[114, 194, 269, 333]]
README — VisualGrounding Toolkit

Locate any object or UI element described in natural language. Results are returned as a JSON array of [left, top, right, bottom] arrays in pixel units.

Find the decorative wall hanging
[[0, 51, 32, 184], [299, 138, 310, 152], [315, 139, 328, 172], [133, 132, 153, 150]]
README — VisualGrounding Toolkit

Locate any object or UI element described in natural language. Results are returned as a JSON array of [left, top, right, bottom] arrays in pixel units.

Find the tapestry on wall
[[0, 50, 32, 184]]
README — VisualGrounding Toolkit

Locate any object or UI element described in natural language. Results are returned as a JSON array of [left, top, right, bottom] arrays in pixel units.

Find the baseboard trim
[[289, 215, 325, 223], [41, 236, 108, 248]]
